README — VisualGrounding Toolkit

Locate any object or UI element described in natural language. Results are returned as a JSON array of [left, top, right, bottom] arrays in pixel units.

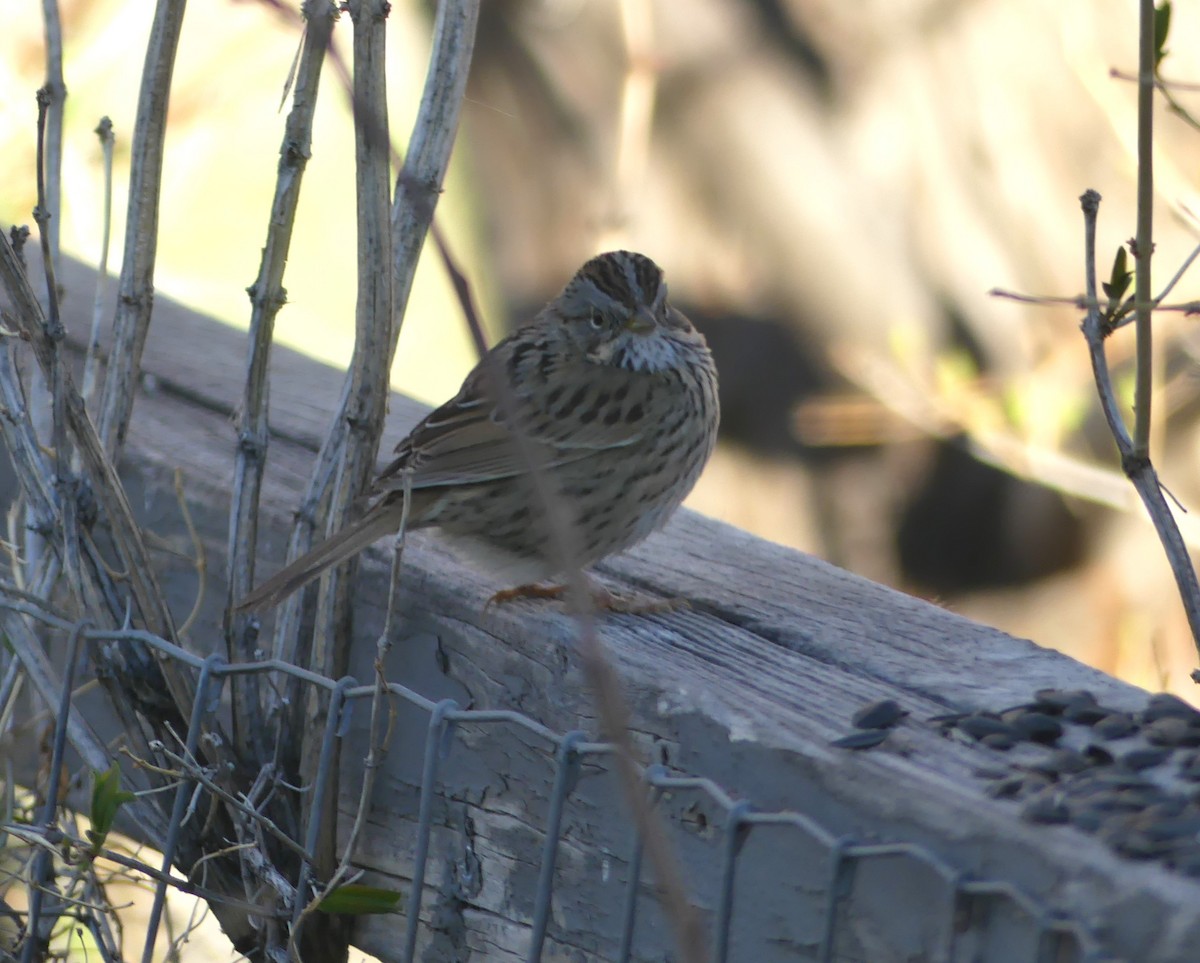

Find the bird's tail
[[235, 507, 403, 612]]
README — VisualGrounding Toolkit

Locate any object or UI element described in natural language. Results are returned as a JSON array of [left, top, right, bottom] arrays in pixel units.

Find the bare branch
[[228, 0, 337, 766], [388, 0, 479, 328], [310, 0, 394, 671], [1132, 0, 1155, 457], [81, 117, 115, 410], [293, 3, 395, 957], [95, 0, 187, 459], [1078, 190, 1200, 662], [39, 0, 65, 264]]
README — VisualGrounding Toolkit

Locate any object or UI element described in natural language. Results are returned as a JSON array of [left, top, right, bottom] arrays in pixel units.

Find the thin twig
[[1079, 189, 1200, 662], [34, 87, 83, 613], [0, 654, 27, 745], [172, 469, 205, 639], [1110, 66, 1200, 91], [3, 824, 278, 917], [1133, 0, 1155, 457], [28, 0, 65, 586], [0, 341, 57, 541], [95, 0, 187, 459], [39, 0, 64, 264], [81, 117, 115, 410], [1110, 67, 1200, 134], [293, 4, 394, 956], [1151, 240, 1200, 308], [3, 676, 103, 739], [229, 0, 337, 765], [302, 0, 394, 765], [386, 0, 479, 355], [989, 286, 1200, 316], [307, 479, 411, 925], [126, 746, 310, 863], [988, 288, 1090, 308]]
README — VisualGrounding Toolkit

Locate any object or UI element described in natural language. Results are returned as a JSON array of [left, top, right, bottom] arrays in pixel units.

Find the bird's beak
[[625, 308, 656, 335]]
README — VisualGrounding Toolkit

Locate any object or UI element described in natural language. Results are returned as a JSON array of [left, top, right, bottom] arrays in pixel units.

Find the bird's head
[[554, 250, 700, 372]]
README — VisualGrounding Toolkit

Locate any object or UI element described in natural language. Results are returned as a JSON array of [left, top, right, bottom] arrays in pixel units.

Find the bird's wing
[[373, 338, 650, 495]]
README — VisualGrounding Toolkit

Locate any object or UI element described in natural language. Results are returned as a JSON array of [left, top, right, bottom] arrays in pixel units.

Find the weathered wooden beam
[[4, 254, 1199, 962]]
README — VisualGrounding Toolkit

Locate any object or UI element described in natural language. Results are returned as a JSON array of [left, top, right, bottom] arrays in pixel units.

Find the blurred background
[[4, 0, 1200, 695]]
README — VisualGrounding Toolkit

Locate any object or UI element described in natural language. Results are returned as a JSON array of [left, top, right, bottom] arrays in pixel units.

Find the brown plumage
[[237, 250, 720, 612]]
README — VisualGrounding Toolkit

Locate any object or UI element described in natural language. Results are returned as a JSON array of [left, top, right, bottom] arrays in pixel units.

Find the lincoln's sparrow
[[238, 250, 720, 613]]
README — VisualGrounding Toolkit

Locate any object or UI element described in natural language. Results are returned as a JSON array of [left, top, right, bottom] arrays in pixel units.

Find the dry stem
[[95, 0, 186, 459], [1079, 189, 1200, 662]]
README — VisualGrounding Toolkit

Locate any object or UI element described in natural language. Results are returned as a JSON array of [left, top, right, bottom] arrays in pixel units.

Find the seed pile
[[934, 689, 1200, 876]]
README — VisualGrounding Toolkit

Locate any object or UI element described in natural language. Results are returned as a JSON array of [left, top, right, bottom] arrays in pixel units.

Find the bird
[[236, 250, 720, 614]]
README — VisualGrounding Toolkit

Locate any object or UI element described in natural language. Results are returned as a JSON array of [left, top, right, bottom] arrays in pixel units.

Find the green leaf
[[1102, 246, 1132, 302], [89, 764, 135, 852], [317, 884, 403, 915], [1155, 1, 1172, 69]]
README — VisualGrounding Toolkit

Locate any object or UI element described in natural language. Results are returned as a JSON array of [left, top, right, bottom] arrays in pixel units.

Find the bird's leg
[[486, 578, 689, 615]]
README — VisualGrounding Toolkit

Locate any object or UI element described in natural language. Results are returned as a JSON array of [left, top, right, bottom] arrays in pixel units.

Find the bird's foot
[[486, 583, 568, 607]]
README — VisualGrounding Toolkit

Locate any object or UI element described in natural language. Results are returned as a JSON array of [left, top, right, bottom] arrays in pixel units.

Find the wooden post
[[4, 254, 1199, 962]]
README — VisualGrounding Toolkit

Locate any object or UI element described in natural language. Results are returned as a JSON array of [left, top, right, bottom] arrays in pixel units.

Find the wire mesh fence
[[0, 599, 1120, 963]]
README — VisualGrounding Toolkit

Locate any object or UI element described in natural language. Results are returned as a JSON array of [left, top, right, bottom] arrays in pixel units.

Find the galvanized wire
[[2, 602, 1118, 963]]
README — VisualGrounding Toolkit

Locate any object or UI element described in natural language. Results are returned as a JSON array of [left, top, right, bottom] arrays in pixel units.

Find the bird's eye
[[587, 311, 604, 330]]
